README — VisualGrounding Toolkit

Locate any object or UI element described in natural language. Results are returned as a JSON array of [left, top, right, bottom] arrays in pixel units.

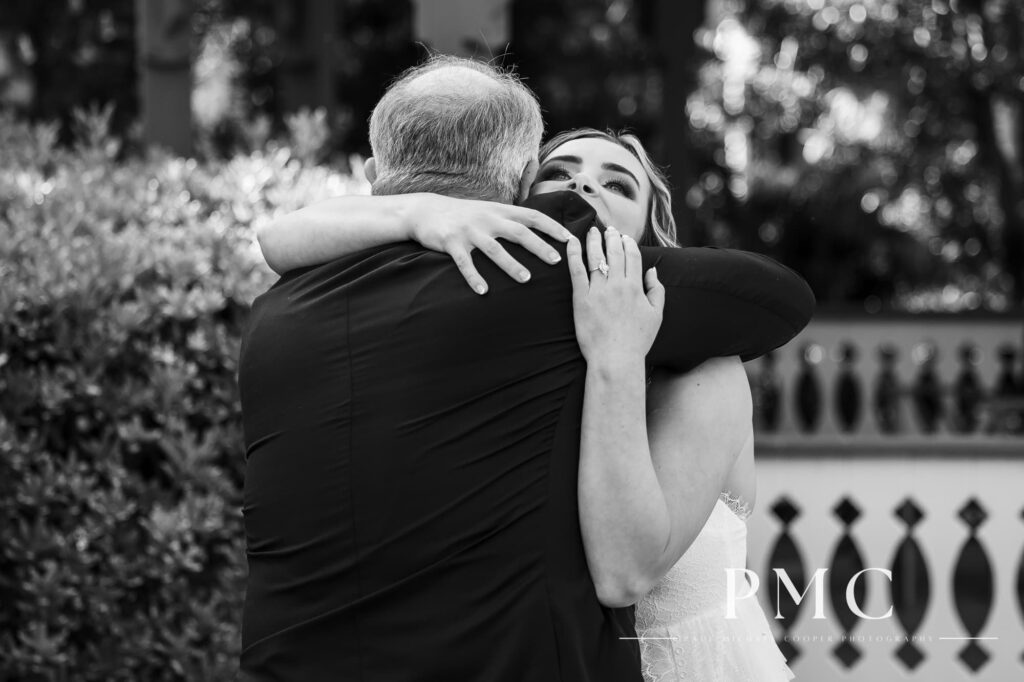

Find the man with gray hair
[[367, 55, 544, 203], [239, 55, 649, 681]]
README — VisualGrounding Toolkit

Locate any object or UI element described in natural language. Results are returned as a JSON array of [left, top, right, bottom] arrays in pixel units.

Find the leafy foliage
[[0, 109, 368, 680], [687, 0, 1024, 310]]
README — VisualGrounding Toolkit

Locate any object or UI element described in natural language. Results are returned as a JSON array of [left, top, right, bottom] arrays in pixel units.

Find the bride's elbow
[[594, 584, 641, 609], [255, 223, 285, 274], [594, 574, 656, 608]]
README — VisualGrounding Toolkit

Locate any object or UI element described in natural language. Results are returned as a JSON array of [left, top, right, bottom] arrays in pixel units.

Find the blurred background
[[0, 1, 1021, 680]]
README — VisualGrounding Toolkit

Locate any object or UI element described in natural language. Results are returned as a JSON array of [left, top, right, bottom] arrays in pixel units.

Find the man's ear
[[516, 158, 539, 204], [364, 157, 377, 184]]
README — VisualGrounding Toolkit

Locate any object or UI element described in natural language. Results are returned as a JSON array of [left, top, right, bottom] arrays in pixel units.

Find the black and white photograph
[[1, 0, 1022, 680]]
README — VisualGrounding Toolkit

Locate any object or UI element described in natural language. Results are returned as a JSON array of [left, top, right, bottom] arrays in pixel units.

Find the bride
[[257, 127, 796, 682]]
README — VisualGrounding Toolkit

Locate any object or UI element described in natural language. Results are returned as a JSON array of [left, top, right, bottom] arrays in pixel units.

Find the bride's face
[[530, 138, 652, 241]]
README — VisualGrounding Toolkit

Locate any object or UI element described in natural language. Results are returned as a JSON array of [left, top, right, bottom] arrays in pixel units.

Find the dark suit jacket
[[237, 191, 814, 681]]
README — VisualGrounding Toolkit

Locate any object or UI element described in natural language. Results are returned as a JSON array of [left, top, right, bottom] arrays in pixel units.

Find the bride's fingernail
[[475, 284, 487, 295], [519, 270, 531, 282], [548, 251, 561, 263]]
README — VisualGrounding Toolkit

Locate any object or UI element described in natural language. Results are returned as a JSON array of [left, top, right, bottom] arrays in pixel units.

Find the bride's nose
[[568, 173, 597, 196]]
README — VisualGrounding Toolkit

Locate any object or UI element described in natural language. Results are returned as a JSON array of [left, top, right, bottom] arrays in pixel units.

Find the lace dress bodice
[[634, 493, 794, 682]]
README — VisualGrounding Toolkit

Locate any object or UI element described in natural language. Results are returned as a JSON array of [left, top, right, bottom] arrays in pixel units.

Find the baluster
[[996, 345, 1020, 396], [766, 497, 806, 664], [752, 352, 781, 433], [829, 498, 866, 669], [795, 343, 823, 434], [834, 342, 861, 432], [874, 344, 901, 435], [1018, 507, 1024, 665], [953, 499, 995, 672], [891, 499, 929, 671], [989, 345, 1024, 434], [911, 341, 943, 434], [952, 343, 983, 434]]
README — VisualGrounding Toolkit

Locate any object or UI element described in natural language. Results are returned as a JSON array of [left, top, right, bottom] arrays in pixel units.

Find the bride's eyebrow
[[543, 155, 581, 166]]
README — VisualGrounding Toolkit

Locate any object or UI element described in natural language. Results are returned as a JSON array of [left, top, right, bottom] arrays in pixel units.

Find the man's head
[[366, 55, 544, 204]]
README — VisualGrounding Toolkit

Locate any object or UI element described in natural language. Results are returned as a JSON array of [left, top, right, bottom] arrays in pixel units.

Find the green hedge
[[0, 110, 367, 680]]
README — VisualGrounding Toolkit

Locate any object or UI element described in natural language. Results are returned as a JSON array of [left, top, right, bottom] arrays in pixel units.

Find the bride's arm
[[568, 226, 752, 607], [257, 195, 421, 273], [579, 357, 751, 607], [257, 193, 571, 293]]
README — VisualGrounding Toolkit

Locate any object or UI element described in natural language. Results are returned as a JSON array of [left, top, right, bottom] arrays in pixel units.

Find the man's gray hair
[[368, 55, 544, 204]]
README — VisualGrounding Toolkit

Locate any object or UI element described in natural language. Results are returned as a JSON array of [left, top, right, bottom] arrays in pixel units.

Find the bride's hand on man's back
[[409, 194, 573, 295], [566, 225, 665, 366]]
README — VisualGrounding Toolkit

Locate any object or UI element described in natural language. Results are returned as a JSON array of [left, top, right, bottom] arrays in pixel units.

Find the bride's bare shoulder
[[647, 356, 752, 440], [650, 356, 750, 404]]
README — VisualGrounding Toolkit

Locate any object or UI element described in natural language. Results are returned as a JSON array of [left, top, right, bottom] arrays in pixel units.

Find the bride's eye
[[540, 166, 571, 181], [605, 180, 634, 199]]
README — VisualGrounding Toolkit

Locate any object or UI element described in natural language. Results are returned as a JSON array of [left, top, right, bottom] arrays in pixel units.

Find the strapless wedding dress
[[634, 494, 795, 681]]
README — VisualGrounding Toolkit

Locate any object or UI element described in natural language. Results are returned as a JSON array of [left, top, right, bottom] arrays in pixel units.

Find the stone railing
[[743, 314, 1024, 681], [745, 314, 1024, 447]]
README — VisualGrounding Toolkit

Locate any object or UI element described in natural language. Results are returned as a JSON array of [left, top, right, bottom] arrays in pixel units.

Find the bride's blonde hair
[[538, 128, 678, 247]]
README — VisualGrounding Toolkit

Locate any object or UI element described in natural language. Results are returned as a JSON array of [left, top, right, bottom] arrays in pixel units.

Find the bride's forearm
[[257, 194, 427, 274], [579, 356, 753, 608], [578, 357, 672, 608]]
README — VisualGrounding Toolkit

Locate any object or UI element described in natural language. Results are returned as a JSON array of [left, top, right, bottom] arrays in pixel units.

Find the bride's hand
[[408, 194, 573, 295], [566, 226, 665, 365]]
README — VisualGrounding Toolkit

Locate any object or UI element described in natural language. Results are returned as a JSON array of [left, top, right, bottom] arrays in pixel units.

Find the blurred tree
[[511, 0, 663, 150], [412, 0, 511, 56], [652, 0, 707, 245], [688, 0, 1024, 310], [511, 0, 705, 233], [0, 0, 137, 142], [199, 0, 420, 156], [136, 0, 193, 155], [511, 0, 708, 243]]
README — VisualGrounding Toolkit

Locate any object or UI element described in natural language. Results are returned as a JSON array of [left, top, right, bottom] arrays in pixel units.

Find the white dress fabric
[[634, 494, 795, 681]]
